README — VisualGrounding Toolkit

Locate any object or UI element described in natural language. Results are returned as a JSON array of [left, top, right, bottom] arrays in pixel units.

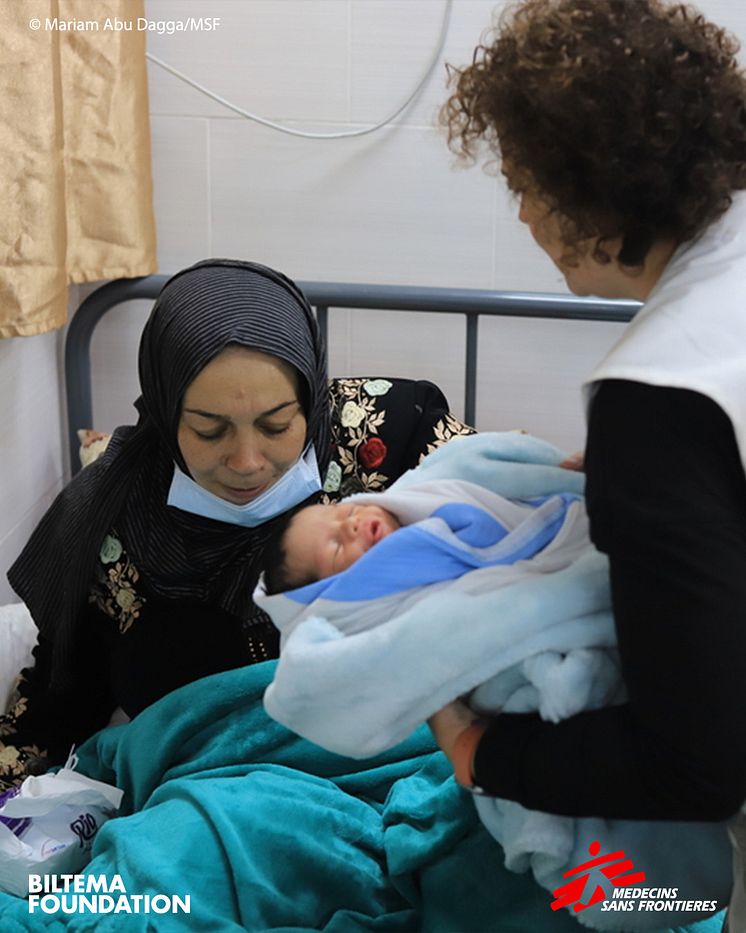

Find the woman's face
[[177, 347, 307, 505], [517, 191, 629, 299]]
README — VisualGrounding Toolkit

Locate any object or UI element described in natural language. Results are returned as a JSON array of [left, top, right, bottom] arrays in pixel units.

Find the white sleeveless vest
[[584, 191, 746, 472]]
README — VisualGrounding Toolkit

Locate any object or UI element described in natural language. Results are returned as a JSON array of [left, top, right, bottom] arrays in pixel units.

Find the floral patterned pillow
[[78, 429, 112, 467], [323, 377, 475, 500]]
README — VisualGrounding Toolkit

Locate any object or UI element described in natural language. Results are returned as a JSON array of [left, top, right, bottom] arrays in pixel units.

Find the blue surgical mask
[[166, 445, 322, 528]]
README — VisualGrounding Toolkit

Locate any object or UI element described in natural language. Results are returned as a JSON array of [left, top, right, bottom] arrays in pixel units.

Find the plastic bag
[[0, 751, 123, 897]]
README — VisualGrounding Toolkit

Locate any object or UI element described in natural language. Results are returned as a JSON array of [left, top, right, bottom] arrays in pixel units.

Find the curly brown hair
[[441, 0, 746, 265]]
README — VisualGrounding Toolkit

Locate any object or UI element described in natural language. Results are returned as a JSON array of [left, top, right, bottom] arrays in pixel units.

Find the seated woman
[[0, 259, 330, 788]]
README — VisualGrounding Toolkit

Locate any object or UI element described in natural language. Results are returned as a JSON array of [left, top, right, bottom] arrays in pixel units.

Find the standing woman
[[1, 259, 329, 787], [431, 1, 746, 927]]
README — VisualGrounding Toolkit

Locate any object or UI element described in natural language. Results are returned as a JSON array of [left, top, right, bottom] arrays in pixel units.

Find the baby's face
[[284, 502, 400, 584]]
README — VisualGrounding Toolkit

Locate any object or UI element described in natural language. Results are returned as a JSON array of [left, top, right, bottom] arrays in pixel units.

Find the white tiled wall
[[209, 121, 495, 285], [5, 0, 746, 600]]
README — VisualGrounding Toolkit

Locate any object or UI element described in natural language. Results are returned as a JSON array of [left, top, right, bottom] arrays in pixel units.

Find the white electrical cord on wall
[[146, 0, 452, 139]]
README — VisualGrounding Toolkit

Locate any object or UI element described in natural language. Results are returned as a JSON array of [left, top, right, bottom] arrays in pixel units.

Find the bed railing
[[66, 275, 640, 474]]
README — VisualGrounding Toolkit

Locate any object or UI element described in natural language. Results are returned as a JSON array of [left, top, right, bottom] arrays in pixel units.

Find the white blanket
[[0, 603, 37, 712]]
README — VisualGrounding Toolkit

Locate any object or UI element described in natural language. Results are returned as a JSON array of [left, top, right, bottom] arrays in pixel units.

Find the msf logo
[[551, 841, 646, 914]]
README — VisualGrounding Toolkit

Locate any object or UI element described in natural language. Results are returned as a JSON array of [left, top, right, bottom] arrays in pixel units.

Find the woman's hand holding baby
[[559, 450, 585, 471], [428, 700, 490, 789]]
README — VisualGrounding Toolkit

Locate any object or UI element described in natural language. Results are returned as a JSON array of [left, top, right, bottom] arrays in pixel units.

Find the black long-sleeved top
[[473, 379, 746, 821]]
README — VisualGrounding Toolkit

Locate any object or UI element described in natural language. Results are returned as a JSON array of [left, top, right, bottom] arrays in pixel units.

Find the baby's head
[[263, 501, 401, 595]]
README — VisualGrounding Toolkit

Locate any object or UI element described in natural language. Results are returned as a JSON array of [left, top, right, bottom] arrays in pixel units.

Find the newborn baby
[[262, 476, 574, 597], [264, 501, 401, 594]]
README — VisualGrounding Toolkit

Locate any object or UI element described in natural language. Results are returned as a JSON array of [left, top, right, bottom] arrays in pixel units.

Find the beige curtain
[[0, 0, 157, 338]]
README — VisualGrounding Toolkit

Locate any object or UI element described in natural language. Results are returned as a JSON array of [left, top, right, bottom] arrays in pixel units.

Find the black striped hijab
[[9, 259, 330, 686]]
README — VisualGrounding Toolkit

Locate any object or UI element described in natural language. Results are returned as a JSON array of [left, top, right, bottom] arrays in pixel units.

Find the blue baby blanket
[[257, 435, 616, 758]]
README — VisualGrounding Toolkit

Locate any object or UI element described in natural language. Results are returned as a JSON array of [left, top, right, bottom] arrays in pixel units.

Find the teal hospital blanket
[[0, 662, 726, 932]]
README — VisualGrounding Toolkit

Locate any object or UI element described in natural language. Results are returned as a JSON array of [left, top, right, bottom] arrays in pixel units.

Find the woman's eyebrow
[[182, 408, 227, 421], [260, 400, 300, 418], [182, 400, 300, 420]]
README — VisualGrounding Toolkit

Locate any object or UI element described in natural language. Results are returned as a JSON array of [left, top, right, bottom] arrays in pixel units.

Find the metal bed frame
[[65, 275, 640, 475]]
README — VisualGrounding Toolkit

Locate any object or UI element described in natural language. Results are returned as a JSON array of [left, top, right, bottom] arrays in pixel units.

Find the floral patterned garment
[[89, 532, 146, 635], [0, 680, 47, 790], [0, 376, 474, 788]]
